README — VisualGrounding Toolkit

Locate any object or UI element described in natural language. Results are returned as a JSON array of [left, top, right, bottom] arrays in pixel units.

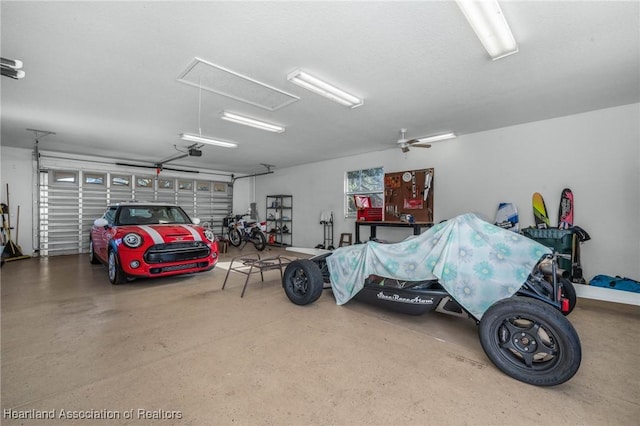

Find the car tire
[[89, 239, 100, 264], [283, 259, 324, 305], [252, 230, 267, 251], [560, 278, 577, 315], [478, 296, 581, 386], [108, 249, 127, 285], [229, 229, 242, 247]]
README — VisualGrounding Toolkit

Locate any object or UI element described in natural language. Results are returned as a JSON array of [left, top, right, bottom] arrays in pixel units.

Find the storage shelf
[[266, 195, 292, 247]]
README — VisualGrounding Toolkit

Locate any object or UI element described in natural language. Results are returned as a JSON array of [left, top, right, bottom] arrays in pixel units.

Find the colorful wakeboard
[[494, 202, 519, 232], [532, 192, 550, 229], [558, 188, 574, 230]]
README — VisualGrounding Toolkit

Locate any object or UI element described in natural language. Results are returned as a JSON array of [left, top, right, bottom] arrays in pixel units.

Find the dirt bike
[[226, 214, 267, 251]]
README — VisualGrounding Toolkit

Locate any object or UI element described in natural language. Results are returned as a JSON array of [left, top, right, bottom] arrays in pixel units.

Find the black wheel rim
[[493, 315, 561, 371], [288, 267, 309, 296]]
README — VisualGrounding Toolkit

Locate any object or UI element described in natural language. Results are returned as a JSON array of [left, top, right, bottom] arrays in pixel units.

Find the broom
[[2, 184, 30, 261]]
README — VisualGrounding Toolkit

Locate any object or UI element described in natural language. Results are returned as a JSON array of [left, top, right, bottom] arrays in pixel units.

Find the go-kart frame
[[281, 249, 581, 387]]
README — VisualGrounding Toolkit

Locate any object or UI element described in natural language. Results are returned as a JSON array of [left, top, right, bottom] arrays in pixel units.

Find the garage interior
[[3, 250, 639, 425], [1, 1, 639, 425]]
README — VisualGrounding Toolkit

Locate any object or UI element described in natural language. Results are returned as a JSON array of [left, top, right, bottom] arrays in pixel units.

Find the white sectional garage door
[[38, 169, 231, 256]]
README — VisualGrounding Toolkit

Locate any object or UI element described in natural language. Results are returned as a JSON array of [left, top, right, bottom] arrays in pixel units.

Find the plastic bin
[[521, 228, 575, 271]]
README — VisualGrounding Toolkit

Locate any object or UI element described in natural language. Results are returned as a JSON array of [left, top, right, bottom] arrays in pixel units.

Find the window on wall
[[111, 175, 131, 187], [84, 173, 105, 185], [345, 167, 384, 217], [178, 180, 193, 191], [158, 178, 174, 190], [53, 171, 77, 184], [213, 182, 227, 193], [136, 176, 154, 188]]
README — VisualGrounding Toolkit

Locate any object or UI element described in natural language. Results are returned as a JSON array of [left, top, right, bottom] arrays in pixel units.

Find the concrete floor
[[1, 246, 639, 425]]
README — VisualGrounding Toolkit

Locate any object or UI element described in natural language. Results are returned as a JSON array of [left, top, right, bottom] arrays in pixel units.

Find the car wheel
[[478, 296, 581, 386], [252, 230, 267, 251], [89, 239, 100, 264], [108, 249, 127, 285], [282, 259, 324, 305], [229, 229, 242, 247], [559, 278, 577, 315]]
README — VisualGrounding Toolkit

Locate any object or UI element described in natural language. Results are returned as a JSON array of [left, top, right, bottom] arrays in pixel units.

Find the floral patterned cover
[[326, 213, 551, 319]]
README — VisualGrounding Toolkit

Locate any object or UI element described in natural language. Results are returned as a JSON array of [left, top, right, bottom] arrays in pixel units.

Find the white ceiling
[[1, 1, 638, 174]]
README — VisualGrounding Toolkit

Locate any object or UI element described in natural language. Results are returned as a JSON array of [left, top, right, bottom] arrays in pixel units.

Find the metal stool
[[221, 254, 294, 297], [339, 233, 352, 247]]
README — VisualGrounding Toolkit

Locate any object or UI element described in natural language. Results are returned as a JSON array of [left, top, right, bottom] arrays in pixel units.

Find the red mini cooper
[[90, 202, 219, 284]]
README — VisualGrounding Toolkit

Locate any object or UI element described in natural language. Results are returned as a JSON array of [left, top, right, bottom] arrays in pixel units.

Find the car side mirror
[[94, 218, 109, 228], [191, 218, 201, 225]]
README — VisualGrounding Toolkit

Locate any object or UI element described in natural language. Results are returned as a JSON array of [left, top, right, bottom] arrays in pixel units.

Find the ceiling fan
[[397, 128, 431, 153]]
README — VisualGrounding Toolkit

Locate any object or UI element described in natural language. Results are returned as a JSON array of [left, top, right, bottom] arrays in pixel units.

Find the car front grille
[[149, 262, 210, 274], [144, 241, 211, 264]]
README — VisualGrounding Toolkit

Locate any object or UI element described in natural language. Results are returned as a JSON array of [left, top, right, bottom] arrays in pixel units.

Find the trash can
[[521, 227, 575, 272]]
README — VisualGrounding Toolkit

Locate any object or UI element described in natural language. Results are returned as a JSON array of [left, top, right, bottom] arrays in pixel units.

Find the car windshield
[[116, 206, 191, 225]]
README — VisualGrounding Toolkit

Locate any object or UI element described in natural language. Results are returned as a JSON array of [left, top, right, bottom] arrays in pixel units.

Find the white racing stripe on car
[[139, 225, 165, 244], [179, 225, 202, 241]]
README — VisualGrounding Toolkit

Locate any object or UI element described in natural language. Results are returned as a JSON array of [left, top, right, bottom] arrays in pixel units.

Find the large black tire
[[108, 249, 127, 285], [559, 278, 577, 315], [89, 239, 100, 264], [478, 296, 581, 386], [229, 229, 242, 247], [251, 230, 267, 251], [282, 259, 324, 305]]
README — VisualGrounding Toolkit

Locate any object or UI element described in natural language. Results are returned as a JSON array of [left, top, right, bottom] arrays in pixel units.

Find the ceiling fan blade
[[407, 139, 432, 148]]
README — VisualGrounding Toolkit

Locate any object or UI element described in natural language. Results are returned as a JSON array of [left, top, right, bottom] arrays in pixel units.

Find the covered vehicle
[[90, 202, 218, 284], [283, 213, 581, 386]]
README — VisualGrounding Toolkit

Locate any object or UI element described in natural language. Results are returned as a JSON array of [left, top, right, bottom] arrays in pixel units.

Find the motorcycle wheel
[[229, 229, 242, 247], [478, 296, 581, 386], [282, 259, 324, 305], [251, 230, 267, 251]]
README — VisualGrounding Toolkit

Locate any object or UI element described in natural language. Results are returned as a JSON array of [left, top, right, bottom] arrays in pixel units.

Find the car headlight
[[204, 229, 215, 242], [123, 232, 143, 248]]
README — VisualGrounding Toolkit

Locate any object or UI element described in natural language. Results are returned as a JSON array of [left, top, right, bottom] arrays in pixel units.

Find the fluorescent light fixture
[[221, 111, 285, 133], [287, 69, 363, 108], [456, 0, 518, 60], [415, 132, 457, 144], [180, 133, 238, 148], [1, 57, 25, 79], [1, 57, 22, 69], [1, 67, 25, 79]]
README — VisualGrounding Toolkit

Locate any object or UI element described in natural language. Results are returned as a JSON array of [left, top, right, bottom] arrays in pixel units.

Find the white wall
[[0, 146, 35, 254], [3, 104, 639, 280], [231, 177, 252, 218], [255, 104, 640, 282]]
